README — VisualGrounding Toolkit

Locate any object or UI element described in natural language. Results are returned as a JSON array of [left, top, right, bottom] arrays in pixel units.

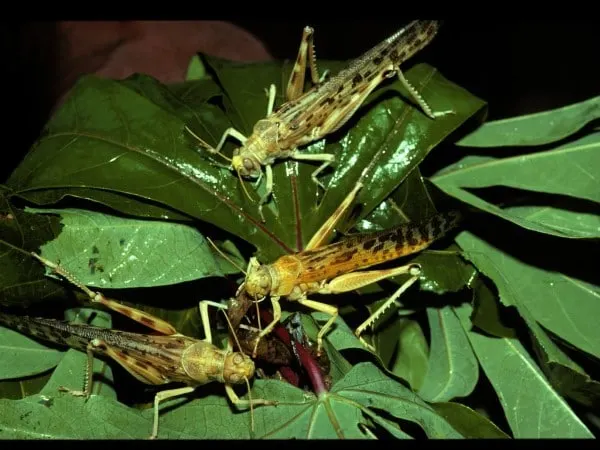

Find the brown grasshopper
[[235, 181, 462, 356], [1, 253, 276, 439], [186, 20, 453, 221]]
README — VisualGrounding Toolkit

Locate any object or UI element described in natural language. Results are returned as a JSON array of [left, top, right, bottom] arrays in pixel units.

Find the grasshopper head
[[231, 150, 262, 179], [244, 263, 272, 299], [223, 351, 255, 384]]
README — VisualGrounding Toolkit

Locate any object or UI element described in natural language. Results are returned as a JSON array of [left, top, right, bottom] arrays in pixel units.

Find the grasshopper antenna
[[184, 126, 232, 163], [206, 237, 247, 276], [220, 307, 256, 432], [237, 170, 257, 204]]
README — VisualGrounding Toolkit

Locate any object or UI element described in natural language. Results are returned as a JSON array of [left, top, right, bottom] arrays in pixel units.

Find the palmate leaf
[[2, 53, 487, 438], [432, 111, 600, 239], [0, 350, 463, 439], [6, 58, 485, 264]]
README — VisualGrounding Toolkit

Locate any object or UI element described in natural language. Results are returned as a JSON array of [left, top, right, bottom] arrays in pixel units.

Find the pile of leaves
[[0, 52, 599, 439]]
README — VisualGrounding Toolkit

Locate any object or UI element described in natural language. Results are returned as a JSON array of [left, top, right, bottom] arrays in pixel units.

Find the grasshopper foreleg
[[185, 126, 247, 162]]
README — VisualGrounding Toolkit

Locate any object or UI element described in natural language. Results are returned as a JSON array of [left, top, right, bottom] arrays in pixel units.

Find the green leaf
[[457, 230, 600, 360], [311, 312, 366, 354], [185, 55, 207, 81], [6, 74, 274, 252], [389, 318, 429, 391], [504, 203, 600, 240], [0, 326, 63, 379], [457, 95, 600, 147], [8, 59, 485, 263], [455, 303, 594, 438], [415, 246, 477, 294], [0, 188, 68, 306], [0, 353, 138, 439], [470, 275, 517, 339], [431, 402, 510, 438], [417, 305, 479, 402], [431, 132, 600, 238], [513, 299, 600, 409], [31, 208, 235, 289], [331, 363, 463, 438]]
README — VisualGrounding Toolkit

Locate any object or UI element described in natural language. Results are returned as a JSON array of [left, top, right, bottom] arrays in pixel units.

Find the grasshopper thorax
[[223, 352, 255, 385]]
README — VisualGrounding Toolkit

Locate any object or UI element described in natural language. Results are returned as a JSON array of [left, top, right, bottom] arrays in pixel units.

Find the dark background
[[2, 20, 598, 182]]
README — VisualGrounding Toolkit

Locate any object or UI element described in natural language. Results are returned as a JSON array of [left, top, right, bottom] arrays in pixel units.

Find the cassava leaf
[[455, 304, 593, 438], [457, 230, 600, 360], [417, 305, 479, 403], [31, 207, 236, 289], [431, 131, 600, 239], [7, 58, 485, 263], [431, 402, 510, 438], [457, 95, 600, 147], [0, 188, 67, 306], [389, 318, 429, 391]]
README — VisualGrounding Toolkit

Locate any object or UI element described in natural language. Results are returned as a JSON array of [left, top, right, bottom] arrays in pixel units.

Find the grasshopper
[[1, 253, 276, 439], [235, 181, 462, 356], [186, 20, 453, 221]]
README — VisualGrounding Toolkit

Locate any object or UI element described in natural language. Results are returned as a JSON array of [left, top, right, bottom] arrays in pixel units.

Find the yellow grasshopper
[[186, 20, 453, 221], [4, 253, 277, 439], [232, 181, 461, 356]]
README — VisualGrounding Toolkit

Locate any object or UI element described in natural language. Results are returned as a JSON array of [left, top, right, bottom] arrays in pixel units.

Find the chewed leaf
[[31, 207, 233, 289], [0, 188, 68, 306]]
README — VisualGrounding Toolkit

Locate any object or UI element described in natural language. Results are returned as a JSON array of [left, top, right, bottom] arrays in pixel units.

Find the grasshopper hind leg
[[286, 26, 321, 102], [354, 265, 422, 352], [58, 340, 98, 398], [396, 69, 454, 119]]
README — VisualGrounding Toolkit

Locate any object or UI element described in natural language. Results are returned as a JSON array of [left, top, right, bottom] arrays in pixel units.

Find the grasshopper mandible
[[2, 253, 276, 439], [235, 181, 462, 356], [186, 20, 453, 221]]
